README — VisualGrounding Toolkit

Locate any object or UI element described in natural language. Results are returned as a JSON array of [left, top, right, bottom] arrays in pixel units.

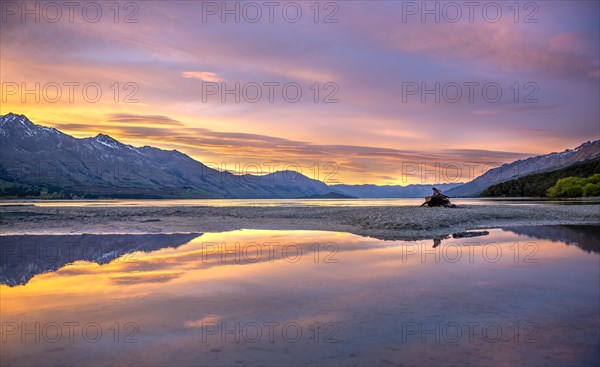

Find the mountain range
[[1, 113, 598, 198]]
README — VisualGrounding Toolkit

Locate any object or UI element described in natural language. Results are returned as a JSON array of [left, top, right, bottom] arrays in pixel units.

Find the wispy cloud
[[182, 71, 224, 83], [106, 113, 185, 126]]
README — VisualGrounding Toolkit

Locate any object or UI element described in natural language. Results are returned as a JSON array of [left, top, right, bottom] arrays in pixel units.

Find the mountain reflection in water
[[0, 233, 202, 286]]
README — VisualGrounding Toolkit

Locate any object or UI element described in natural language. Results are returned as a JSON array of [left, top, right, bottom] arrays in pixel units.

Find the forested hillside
[[480, 159, 600, 197]]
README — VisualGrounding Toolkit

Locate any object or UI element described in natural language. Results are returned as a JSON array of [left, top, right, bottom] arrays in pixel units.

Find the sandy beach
[[1, 204, 598, 240]]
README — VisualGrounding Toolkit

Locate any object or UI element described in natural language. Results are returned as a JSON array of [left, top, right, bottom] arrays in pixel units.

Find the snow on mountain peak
[[0, 113, 65, 139], [1, 112, 28, 126], [0, 113, 36, 136], [91, 133, 138, 152], [93, 133, 122, 149]]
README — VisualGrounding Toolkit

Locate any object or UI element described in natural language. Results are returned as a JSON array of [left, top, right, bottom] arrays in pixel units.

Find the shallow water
[[1, 226, 599, 366], [2, 197, 598, 207]]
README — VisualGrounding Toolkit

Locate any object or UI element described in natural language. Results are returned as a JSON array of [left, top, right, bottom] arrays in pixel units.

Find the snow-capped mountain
[[446, 140, 600, 197], [0, 113, 331, 198]]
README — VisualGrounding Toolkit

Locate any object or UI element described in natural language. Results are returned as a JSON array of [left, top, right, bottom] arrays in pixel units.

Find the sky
[[1, 0, 599, 185]]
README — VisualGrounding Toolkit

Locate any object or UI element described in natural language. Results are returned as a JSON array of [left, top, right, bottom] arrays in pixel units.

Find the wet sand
[[1, 204, 599, 240]]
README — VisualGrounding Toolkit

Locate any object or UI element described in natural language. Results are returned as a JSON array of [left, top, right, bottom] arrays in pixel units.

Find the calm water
[[2, 197, 599, 207], [1, 226, 599, 366]]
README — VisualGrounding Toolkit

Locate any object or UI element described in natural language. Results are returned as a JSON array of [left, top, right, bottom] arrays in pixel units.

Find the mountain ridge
[[0, 113, 331, 199], [480, 158, 600, 197], [447, 140, 600, 197]]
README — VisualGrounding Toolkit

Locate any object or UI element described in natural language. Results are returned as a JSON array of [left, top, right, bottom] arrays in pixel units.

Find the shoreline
[[2, 196, 599, 204], [1, 204, 599, 240]]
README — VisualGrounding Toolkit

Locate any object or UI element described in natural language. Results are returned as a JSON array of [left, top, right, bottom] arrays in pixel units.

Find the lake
[[1, 226, 599, 366], [2, 197, 599, 208]]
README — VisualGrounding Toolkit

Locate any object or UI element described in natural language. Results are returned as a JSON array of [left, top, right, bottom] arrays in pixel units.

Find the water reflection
[[0, 233, 202, 286], [504, 225, 600, 254], [1, 227, 599, 366]]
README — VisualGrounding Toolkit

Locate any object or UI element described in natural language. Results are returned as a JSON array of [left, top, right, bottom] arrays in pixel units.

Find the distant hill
[[480, 158, 600, 197], [298, 192, 354, 199], [447, 140, 600, 197], [330, 183, 462, 198]]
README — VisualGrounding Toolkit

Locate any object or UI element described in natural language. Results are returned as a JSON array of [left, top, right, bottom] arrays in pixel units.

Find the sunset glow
[[1, 1, 599, 185]]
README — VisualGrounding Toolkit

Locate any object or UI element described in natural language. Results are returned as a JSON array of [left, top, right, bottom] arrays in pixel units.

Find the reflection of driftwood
[[452, 231, 489, 239], [432, 231, 489, 248]]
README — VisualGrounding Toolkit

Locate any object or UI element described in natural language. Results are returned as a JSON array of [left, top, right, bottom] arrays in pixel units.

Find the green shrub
[[583, 182, 600, 197], [585, 173, 600, 185], [547, 174, 600, 197]]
